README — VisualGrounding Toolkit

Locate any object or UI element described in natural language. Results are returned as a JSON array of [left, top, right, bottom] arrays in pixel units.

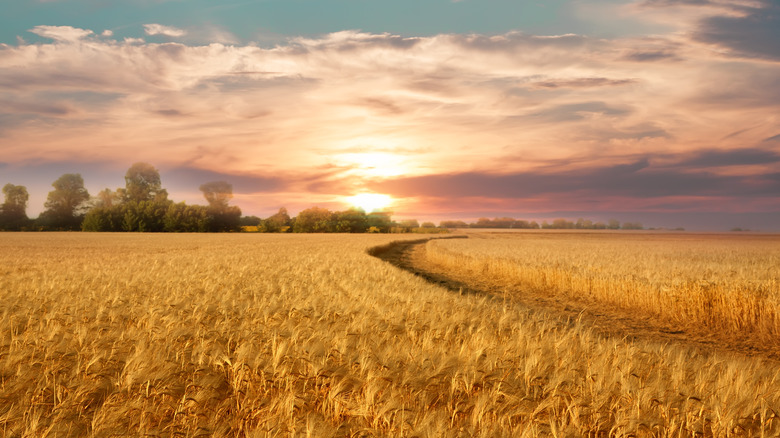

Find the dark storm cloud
[[369, 158, 780, 199], [694, 1, 780, 61]]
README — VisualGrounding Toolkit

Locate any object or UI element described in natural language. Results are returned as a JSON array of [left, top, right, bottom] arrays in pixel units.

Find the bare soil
[[372, 237, 780, 362]]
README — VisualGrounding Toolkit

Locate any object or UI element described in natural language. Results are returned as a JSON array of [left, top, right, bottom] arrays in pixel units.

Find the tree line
[[0, 162, 408, 233], [1, 162, 244, 232], [241, 206, 398, 233], [1, 163, 652, 233], [439, 217, 645, 230]]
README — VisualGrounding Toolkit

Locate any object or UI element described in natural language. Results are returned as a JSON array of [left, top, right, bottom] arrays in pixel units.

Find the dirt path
[[372, 237, 780, 362]]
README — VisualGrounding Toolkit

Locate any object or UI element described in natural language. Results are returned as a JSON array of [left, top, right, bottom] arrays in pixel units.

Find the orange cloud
[[0, 21, 778, 224]]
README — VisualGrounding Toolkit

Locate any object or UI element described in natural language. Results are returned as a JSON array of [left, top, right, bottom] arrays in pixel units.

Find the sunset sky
[[1, 0, 779, 230]]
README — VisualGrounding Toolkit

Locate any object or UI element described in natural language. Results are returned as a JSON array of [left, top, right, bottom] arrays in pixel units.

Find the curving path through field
[[371, 237, 780, 362]]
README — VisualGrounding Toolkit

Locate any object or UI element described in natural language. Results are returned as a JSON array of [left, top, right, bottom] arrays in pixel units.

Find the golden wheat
[[427, 232, 780, 341], [0, 232, 778, 437]]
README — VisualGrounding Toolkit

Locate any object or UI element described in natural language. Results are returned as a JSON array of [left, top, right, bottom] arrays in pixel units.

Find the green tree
[[95, 188, 121, 208], [264, 207, 291, 232], [0, 183, 30, 230], [440, 220, 468, 228], [39, 173, 90, 230], [199, 180, 240, 232], [240, 216, 262, 227], [164, 203, 212, 232], [199, 181, 233, 211], [124, 162, 167, 203], [332, 208, 368, 233], [82, 206, 124, 232], [293, 207, 334, 233], [397, 219, 420, 231], [367, 211, 392, 233], [208, 205, 241, 232], [621, 222, 644, 230], [122, 200, 169, 232]]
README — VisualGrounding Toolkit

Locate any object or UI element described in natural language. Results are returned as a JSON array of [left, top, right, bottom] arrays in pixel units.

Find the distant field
[[1, 232, 779, 437]]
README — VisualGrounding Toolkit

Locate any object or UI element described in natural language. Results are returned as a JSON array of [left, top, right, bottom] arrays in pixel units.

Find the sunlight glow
[[337, 152, 407, 177], [346, 193, 393, 212]]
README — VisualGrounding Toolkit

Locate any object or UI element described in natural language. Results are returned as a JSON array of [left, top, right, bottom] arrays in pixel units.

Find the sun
[[346, 193, 393, 212]]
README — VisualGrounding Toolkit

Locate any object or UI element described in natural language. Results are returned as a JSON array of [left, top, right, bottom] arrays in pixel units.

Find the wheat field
[[1, 232, 779, 437], [426, 232, 780, 343]]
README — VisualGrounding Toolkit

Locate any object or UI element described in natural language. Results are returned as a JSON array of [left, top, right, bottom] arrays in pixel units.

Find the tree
[[124, 162, 167, 202], [121, 200, 169, 232], [473, 218, 492, 228], [164, 203, 212, 232], [440, 220, 468, 228], [421, 221, 436, 228], [397, 219, 420, 231], [293, 207, 334, 233], [198, 181, 240, 232], [240, 216, 262, 227], [332, 208, 368, 233], [199, 181, 233, 211], [208, 205, 242, 232], [95, 188, 121, 208], [367, 211, 392, 233], [264, 207, 291, 232], [608, 219, 621, 230], [551, 218, 574, 229], [39, 173, 90, 230], [0, 183, 30, 230], [82, 205, 123, 232]]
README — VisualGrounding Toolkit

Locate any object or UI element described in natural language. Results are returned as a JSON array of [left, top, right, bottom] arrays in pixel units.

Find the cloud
[[694, 1, 780, 60], [635, 0, 780, 61], [143, 24, 187, 38], [524, 101, 632, 123], [0, 29, 778, 220], [28, 25, 93, 42], [621, 50, 679, 62], [673, 148, 780, 167], [529, 77, 639, 89], [369, 158, 780, 203], [163, 167, 286, 193]]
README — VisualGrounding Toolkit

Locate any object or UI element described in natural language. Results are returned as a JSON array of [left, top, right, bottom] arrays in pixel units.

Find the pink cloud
[[0, 21, 778, 221], [143, 24, 186, 38], [28, 25, 93, 42]]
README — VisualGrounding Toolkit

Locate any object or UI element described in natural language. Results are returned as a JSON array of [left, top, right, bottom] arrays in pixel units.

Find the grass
[[1, 232, 779, 436]]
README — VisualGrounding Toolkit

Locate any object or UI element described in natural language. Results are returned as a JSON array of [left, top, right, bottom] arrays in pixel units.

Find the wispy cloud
[[28, 25, 93, 42], [143, 23, 186, 37]]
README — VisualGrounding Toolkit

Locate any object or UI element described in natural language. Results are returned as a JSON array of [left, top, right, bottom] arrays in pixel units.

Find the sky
[[1, 0, 779, 230]]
